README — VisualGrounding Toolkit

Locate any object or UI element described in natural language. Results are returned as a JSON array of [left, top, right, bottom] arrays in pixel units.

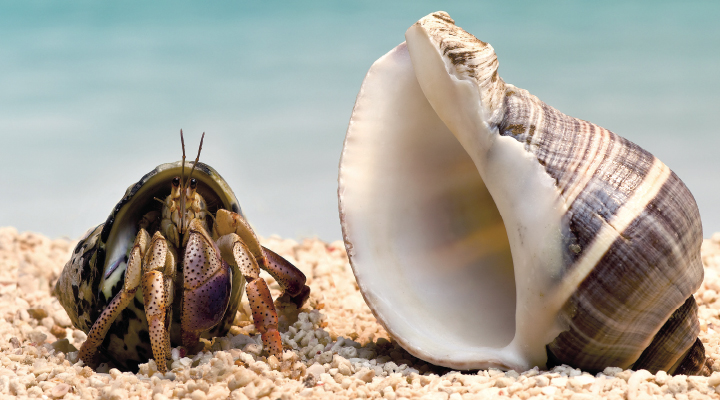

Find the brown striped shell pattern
[[338, 12, 706, 375]]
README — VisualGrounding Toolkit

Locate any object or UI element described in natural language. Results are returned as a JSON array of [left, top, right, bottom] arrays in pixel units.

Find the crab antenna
[[185, 132, 205, 187], [180, 129, 187, 233], [180, 129, 187, 180]]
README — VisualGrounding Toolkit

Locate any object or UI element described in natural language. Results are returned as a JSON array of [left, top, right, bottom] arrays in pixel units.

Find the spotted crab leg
[[214, 210, 309, 357], [78, 229, 150, 368], [215, 209, 310, 305], [215, 232, 282, 356], [247, 278, 283, 356], [261, 247, 311, 307], [141, 231, 176, 374]]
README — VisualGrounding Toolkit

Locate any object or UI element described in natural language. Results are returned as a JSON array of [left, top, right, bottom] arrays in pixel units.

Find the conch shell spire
[[410, 12, 507, 124]]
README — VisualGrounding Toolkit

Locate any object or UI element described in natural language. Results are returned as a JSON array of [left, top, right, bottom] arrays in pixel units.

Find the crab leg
[[214, 209, 312, 356], [79, 229, 149, 367], [216, 233, 261, 281], [247, 278, 282, 356], [261, 247, 311, 307], [214, 209, 310, 305], [214, 209, 265, 261], [216, 233, 283, 356], [141, 231, 176, 374]]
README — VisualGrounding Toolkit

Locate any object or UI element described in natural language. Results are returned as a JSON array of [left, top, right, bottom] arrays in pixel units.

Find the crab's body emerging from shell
[[55, 160, 310, 372]]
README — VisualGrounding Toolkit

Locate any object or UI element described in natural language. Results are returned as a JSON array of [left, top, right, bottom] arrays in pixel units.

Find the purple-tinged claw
[[181, 260, 232, 334], [181, 222, 233, 349]]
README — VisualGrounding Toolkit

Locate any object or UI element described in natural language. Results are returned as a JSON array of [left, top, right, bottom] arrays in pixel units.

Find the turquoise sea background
[[2, 1, 719, 241]]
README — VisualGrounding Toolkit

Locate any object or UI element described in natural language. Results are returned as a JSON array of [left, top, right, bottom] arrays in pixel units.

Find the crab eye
[[190, 178, 197, 189], [172, 177, 181, 187]]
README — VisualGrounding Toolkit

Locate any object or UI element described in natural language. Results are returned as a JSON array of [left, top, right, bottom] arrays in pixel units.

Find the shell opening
[[101, 161, 238, 294], [339, 43, 519, 369]]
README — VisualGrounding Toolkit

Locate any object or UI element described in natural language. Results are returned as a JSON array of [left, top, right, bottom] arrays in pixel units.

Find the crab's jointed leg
[[78, 228, 177, 374], [216, 233, 282, 356], [261, 247, 311, 307], [214, 209, 310, 304], [247, 278, 282, 355], [79, 229, 175, 373], [141, 231, 176, 374], [78, 229, 149, 367], [214, 209, 264, 261], [214, 209, 310, 357]]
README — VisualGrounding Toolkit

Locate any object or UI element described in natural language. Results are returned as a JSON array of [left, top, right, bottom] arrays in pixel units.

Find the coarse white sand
[[1, 226, 720, 399]]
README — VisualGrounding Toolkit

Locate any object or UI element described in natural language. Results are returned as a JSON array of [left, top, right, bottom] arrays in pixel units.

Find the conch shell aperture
[[338, 12, 705, 374]]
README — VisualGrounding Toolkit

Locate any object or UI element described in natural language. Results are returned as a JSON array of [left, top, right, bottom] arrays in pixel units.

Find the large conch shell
[[338, 11, 706, 375]]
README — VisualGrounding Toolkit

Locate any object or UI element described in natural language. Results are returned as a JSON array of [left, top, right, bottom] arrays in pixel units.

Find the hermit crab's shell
[[55, 161, 243, 370], [338, 12, 705, 374]]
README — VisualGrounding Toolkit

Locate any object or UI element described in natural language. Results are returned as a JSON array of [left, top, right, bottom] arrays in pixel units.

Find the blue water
[[1, 1, 719, 241]]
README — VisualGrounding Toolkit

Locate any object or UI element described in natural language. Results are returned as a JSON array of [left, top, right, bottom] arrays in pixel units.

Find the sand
[[1, 226, 720, 399]]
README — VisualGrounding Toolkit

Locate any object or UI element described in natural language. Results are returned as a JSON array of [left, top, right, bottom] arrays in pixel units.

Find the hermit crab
[[339, 12, 706, 375], [55, 133, 310, 373]]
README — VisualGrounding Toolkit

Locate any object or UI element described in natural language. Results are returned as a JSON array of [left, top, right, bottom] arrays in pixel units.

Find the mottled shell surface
[[338, 12, 705, 374], [55, 161, 244, 371]]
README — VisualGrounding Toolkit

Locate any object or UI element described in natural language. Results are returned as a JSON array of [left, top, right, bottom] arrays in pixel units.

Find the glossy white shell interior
[[339, 27, 581, 370]]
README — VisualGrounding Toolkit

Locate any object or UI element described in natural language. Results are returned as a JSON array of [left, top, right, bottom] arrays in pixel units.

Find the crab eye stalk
[[172, 177, 181, 187], [189, 178, 197, 189]]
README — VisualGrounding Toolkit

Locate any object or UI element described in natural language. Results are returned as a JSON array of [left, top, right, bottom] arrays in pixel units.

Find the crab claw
[[181, 219, 232, 351]]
